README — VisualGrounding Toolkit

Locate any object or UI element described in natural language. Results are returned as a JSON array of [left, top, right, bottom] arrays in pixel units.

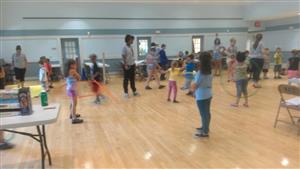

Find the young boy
[[274, 47, 283, 79], [181, 54, 195, 96], [90, 54, 105, 104], [39, 60, 48, 91], [44, 58, 53, 88]]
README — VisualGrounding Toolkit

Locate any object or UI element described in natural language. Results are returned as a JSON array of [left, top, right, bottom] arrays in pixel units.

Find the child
[[287, 49, 300, 79], [145, 47, 165, 90], [65, 59, 83, 124], [231, 52, 249, 107], [212, 38, 223, 76], [191, 51, 213, 137], [89, 54, 105, 104], [38, 60, 48, 92], [44, 58, 53, 88], [273, 47, 283, 79], [226, 38, 238, 82], [181, 54, 195, 96], [167, 61, 182, 103], [263, 48, 270, 79]]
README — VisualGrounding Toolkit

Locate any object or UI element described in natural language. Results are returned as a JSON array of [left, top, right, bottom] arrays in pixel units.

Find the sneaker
[[133, 92, 140, 96], [231, 103, 239, 107], [158, 85, 166, 89], [124, 93, 129, 98], [69, 114, 81, 119], [94, 100, 101, 104], [196, 127, 210, 133], [195, 132, 209, 138], [145, 86, 152, 90], [0, 142, 14, 150], [49, 85, 54, 88], [173, 100, 179, 103], [167, 98, 171, 102], [278, 76, 282, 79], [72, 118, 84, 124]]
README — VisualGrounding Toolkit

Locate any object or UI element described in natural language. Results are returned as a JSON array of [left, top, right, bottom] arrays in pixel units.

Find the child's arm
[[70, 69, 81, 81]]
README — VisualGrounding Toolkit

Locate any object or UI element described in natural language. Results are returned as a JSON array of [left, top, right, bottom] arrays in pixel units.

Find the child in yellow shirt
[[273, 47, 283, 79], [167, 61, 183, 103]]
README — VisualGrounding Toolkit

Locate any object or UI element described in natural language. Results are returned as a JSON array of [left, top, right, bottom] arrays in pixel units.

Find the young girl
[[145, 47, 165, 90], [231, 52, 249, 107], [191, 51, 213, 137], [226, 38, 238, 82], [89, 54, 105, 104], [167, 61, 182, 103], [262, 48, 270, 79], [212, 37, 224, 76], [39, 60, 48, 91], [65, 59, 83, 124], [181, 54, 195, 96]]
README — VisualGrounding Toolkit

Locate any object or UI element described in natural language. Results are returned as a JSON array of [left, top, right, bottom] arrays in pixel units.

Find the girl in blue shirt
[[191, 52, 213, 137]]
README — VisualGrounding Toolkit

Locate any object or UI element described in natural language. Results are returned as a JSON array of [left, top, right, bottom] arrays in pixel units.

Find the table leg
[[42, 125, 52, 165], [36, 126, 45, 169]]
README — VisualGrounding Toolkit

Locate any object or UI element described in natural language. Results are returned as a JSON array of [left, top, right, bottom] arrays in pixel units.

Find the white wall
[[1, 2, 245, 30], [264, 29, 300, 51], [1, 37, 60, 63]]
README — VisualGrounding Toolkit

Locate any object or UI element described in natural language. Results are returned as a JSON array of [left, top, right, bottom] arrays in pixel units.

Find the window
[[192, 36, 203, 53]]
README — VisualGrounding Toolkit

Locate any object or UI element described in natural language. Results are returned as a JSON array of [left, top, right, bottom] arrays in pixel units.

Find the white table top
[[0, 104, 60, 129], [85, 62, 110, 68], [135, 60, 146, 66], [51, 64, 61, 68]]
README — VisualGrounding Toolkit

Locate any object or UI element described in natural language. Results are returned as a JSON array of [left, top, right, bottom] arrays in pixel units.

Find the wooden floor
[[1, 75, 300, 169]]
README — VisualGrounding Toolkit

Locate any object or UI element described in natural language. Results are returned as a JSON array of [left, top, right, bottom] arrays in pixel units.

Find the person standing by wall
[[159, 44, 169, 80], [249, 33, 264, 88], [12, 45, 27, 88], [122, 34, 140, 98]]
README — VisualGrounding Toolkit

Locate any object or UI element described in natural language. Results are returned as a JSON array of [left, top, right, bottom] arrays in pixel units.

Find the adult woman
[[122, 35, 139, 98], [12, 45, 27, 88], [191, 51, 213, 137], [249, 33, 264, 88], [145, 46, 165, 90]]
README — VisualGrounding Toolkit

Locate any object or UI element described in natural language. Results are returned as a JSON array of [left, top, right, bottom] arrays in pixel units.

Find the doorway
[[61, 38, 81, 75], [137, 37, 151, 60]]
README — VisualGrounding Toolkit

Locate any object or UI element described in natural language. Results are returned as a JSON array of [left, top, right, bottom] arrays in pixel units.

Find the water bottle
[[40, 90, 48, 107]]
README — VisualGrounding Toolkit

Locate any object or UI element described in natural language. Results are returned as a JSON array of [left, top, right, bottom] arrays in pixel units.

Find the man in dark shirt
[[159, 44, 169, 80]]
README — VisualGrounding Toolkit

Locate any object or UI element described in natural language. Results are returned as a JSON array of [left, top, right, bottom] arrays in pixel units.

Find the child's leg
[[167, 81, 172, 100], [154, 72, 161, 87], [145, 70, 152, 87], [234, 81, 242, 105], [173, 81, 178, 101], [71, 96, 77, 119], [242, 80, 248, 105]]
